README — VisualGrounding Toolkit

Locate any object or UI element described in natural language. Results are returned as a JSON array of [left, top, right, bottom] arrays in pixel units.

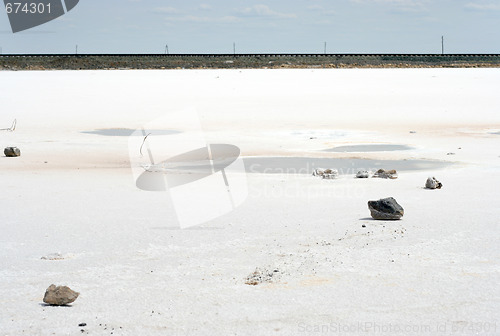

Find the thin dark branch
[[0, 119, 16, 132], [140, 133, 152, 157]]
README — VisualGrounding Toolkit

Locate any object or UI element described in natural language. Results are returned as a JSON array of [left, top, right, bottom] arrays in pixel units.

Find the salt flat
[[0, 69, 499, 335]]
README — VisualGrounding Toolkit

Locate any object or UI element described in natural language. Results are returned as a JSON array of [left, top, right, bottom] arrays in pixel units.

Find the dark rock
[[79, 323, 87, 327], [425, 177, 442, 189], [372, 169, 398, 179], [4, 147, 20, 157], [368, 197, 404, 220], [43, 284, 79, 306]]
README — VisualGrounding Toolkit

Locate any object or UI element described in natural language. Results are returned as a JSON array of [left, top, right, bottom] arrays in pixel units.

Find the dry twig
[[0, 119, 16, 132]]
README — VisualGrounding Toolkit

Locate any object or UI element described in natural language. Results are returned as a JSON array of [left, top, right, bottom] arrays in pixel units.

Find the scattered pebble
[[372, 169, 398, 179], [425, 177, 442, 189], [41, 253, 70, 260], [356, 170, 370, 178], [43, 284, 79, 306], [313, 168, 338, 179], [245, 268, 280, 285], [322, 169, 338, 179]]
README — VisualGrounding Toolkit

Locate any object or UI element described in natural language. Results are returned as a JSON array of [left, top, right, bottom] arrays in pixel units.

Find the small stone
[[409, 131, 417, 134], [313, 168, 338, 179], [372, 169, 398, 179], [43, 284, 79, 306], [4, 147, 21, 157], [368, 197, 404, 220], [322, 169, 338, 179], [312, 168, 325, 177], [78, 323, 87, 327], [425, 177, 442, 189], [356, 170, 370, 178]]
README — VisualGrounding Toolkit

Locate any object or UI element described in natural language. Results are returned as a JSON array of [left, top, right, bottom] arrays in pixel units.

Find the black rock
[[368, 197, 404, 220], [78, 323, 87, 327], [4, 147, 21, 157]]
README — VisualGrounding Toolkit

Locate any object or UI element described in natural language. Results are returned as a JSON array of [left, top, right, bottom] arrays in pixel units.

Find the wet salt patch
[[293, 130, 348, 138], [243, 157, 452, 175], [82, 128, 181, 137], [325, 144, 414, 153], [290, 129, 376, 140], [457, 128, 500, 136]]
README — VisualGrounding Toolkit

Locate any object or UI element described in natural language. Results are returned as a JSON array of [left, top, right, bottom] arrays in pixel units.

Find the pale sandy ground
[[0, 69, 499, 335]]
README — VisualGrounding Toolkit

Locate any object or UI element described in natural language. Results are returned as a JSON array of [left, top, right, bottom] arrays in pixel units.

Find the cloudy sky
[[1, 0, 499, 54]]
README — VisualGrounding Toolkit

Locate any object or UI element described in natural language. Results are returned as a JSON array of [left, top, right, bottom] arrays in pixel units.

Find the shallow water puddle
[[243, 157, 452, 174], [82, 128, 181, 136]]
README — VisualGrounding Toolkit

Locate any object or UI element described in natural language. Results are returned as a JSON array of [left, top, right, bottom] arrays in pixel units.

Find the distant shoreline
[[1, 54, 500, 70]]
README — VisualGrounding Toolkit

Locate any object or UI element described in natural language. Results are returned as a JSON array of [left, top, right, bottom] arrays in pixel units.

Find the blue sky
[[1, 0, 499, 54]]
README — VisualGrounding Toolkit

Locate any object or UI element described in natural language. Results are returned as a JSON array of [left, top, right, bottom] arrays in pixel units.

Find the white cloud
[[199, 4, 212, 10], [238, 4, 297, 19], [307, 5, 336, 15], [465, 2, 500, 10], [154, 7, 178, 14], [350, 0, 428, 11], [307, 5, 324, 10], [351, 0, 421, 4], [165, 15, 240, 23]]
